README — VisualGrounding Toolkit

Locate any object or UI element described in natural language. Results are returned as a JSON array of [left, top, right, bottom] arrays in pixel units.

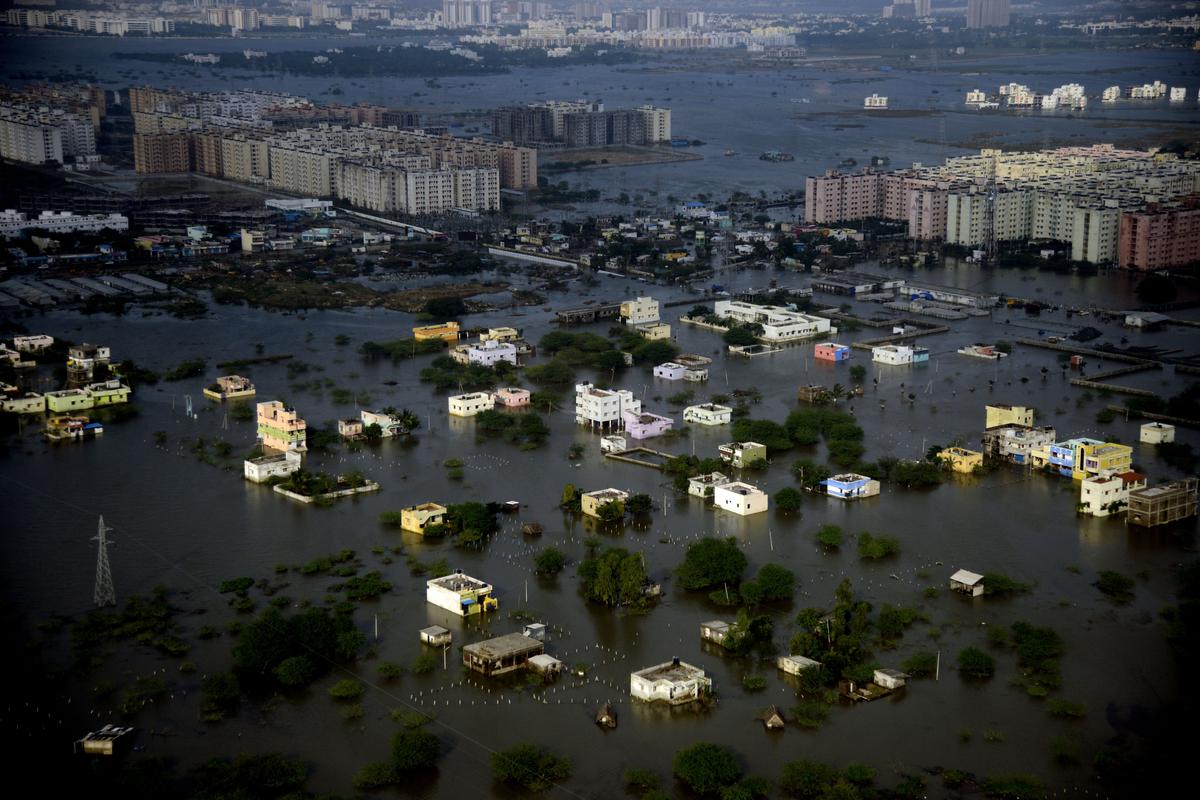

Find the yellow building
[[581, 488, 629, 518], [1076, 442, 1133, 480], [413, 321, 460, 343], [85, 380, 131, 406], [45, 389, 93, 413], [938, 447, 984, 474], [401, 502, 448, 534], [985, 404, 1035, 429], [480, 327, 520, 343]]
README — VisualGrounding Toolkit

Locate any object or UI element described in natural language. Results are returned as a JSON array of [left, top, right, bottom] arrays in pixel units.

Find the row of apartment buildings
[[491, 100, 671, 147], [3, 9, 176, 35], [0, 103, 97, 166], [805, 145, 1200, 268]]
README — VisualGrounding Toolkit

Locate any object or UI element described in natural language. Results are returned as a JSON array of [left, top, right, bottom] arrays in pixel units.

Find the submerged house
[[822, 473, 881, 500], [630, 658, 712, 705], [777, 654, 822, 676], [949, 569, 985, 597], [700, 620, 731, 645], [426, 571, 497, 616], [462, 633, 544, 676], [419, 625, 452, 647]]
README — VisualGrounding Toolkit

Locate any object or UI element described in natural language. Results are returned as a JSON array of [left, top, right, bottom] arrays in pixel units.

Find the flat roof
[[950, 569, 984, 585], [463, 633, 543, 660], [428, 573, 489, 591], [421, 625, 450, 636], [632, 660, 706, 683]]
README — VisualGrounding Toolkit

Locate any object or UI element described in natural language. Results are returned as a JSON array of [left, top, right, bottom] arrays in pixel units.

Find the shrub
[[901, 650, 938, 677], [676, 537, 747, 590], [491, 743, 572, 791], [857, 532, 900, 559], [775, 487, 803, 513], [957, 647, 996, 678], [779, 759, 837, 798], [533, 546, 567, 575], [412, 652, 437, 674], [274, 655, 317, 687], [329, 678, 366, 700], [815, 524, 843, 549], [1095, 570, 1135, 604], [672, 742, 743, 795]]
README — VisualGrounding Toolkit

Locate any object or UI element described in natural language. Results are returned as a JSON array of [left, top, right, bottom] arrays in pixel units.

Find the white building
[[1080, 472, 1146, 517], [12, 334, 53, 352], [243, 450, 302, 483], [713, 481, 769, 515], [620, 296, 661, 326], [426, 571, 496, 616], [872, 344, 928, 365], [600, 434, 627, 453], [359, 409, 413, 437], [575, 382, 640, 429], [1101, 86, 1120, 103], [683, 403, 732, 426], [0, 209, 128, 238], [777, 654, 822, 675], [713, 300, 835, 342], [864, 94, 888, 109], [949, 569, 985, 597], [638, 106, 672, 142], [1169, 87, 1187, 103], [630, 659, 712, 705], [466, 340, 517, 366], [653, 362, 686, 381], [687, 472, 728, 498], [1140, 422, 1175, 444], [448, 392, 495, 417]]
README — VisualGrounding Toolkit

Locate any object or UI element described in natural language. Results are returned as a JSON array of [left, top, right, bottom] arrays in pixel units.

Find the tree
[[1095, 570, 1135, 604], [391, 728, 439, 771], [901, 651, 938, 677], [723, 326, 758, 346], [579, 547, 647, 606], [561, 483, 582, 511], [533, 546, 566, 575], [957, 646, 996, 678], [491, 743, 572, 791], [815, 524, 843, 549], [849, 365, 867, 383], [672, 743, 743, 795], [753, 563, 795, 601], [676, 537, 747, 590], [329, 678, 366, 700], [779, 760, 838, 799], [446, 502, 499, 545], [731, 418, 792, 451], [424, 296, 466, 318], [274, 656, 317, 687], [856, 532, 900, 559], [201, 671, 240, 706], [596, 500, 625, 522], [775, 487, 803, 513], [627, 493, 653, 514], [362, 422, 383, 441]]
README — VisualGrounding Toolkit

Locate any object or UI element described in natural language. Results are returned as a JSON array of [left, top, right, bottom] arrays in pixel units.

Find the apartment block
[[133, 132, 192, 174], [1119, 201, 1200, 270], [256, 401, 307, 454]]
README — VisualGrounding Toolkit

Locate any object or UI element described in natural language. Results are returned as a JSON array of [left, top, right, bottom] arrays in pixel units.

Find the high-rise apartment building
[[133, 132, 191, 174], [1119, 201, 1200, 271], [442, 0, 492, 27], [967, 0, 1009, 29]]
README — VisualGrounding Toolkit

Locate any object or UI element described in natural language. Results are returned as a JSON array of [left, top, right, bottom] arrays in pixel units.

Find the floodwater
[[1, 32, 1198, 797], [3, 261, 1197, 797]]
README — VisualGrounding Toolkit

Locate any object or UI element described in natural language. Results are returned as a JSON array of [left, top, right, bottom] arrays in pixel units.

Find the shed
[[75, 724, 134, 756], [873, 668, 909, 690], [523, 622, 548, 640], [777, 654, 822, 676], [528, 654, 565, 676], [595, 702, 618, 728], [419, 625, 452, 647], [700, 620, 731, 645], [949, 569, 985, 597], [758, 705, 787, 730]]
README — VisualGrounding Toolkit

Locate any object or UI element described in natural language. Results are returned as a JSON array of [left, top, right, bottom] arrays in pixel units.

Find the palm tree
[[830, 383, 846, 403]]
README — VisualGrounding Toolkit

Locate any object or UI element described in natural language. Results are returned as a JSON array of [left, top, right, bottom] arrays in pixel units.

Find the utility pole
[[92, 515, 116, 608]]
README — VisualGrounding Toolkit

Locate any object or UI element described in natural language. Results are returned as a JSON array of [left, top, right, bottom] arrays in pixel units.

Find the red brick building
[[1118, 198, 1200, 270]]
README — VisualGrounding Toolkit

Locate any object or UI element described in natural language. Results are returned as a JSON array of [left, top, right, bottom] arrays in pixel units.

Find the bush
[[775, 487, 803, 513], [731, 418, 792, 452], [274, 655, 317, 687], [815, 524, 843, 549], [412, 652, 437, 674], [329, 678, 366, 700], [982, 572, 1030, 597], [857, 532, 900, 559], [672, 742, 743, 795], [1095, 570, 1135, 604], [391, 728, 440, 771], [957, 646, 996, 678], [901, 651, 938, 677], [1046, 698, 1086, 719], [378, 661, 405, 680], [533, 546, 567, 575], [779, 760, 837, 798], [491, 743, 572, 791], [676, 537, 747, 590]]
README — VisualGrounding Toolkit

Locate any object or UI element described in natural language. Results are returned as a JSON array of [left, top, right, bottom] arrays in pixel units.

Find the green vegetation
[[275, 469, 370, 498], [856, 532, 900, 559], [672, 742, 743, 795], [353, 728, 440, 789], [578, 546, 649, 607], [901, 650, 938, 677], [70, 587, 178, 668], [474, 409, 551, 448], [359, 337, 444, 362], [1009, 621, 1065, 694], [491, 743, 572, 792], [334, 571, 393, 601], [722, 610, 776, 657], [274, 655, 317, 687], [445, 502, 501, 547], [957, 647, 997, 678], [731, 418, 792, 452], [676, 537, 748, 590], [420, 355, 512, 394], [739, 563, 796, 606], [981, 774, 1047, 799], [982, 573, 1031, 597], [1095, 570, 1136, 604], [232, 606, 364, 689], [1046, 698, 1086, 719], [741, 674, 768, 691], [162, 358, 206, 382], [786, 407, 866, 467], [815, 524, 843, 549], [200, 672, 240, 721], [533, 546, 567, 575], [774, 487, 803, 513]]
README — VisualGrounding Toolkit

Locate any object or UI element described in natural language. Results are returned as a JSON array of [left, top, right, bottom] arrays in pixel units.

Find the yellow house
[[636, 322, 672, 340], [581, 488, 629, 518], [85, 380, 131, 406], [413, 321, 460, 343], [46, 389, 93, 413], [1076, 442, 1133, 481], [401, 502, 448, 534], [480, 327, 520, 343], [938, 447, 983, 474], [985, 404, 1035, 429], [665, 250, 689, 262]]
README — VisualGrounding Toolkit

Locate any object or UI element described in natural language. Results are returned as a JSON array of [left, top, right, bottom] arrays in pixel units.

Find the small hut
[[595, 702, 618, 729], [758, 705, 786, 730], [419, 625, 452, 647]]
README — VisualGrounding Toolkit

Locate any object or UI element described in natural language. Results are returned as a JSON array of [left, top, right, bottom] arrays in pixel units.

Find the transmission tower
[[92, 515, 116, 608]]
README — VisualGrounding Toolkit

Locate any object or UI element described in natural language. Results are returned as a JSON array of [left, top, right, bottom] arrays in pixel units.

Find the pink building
[[1118, 200, 1200, 270], [493, 387, 531, 407], [805, 170, 951, 239], [622, 409, 673, 440], [814, 343, 851, 362]]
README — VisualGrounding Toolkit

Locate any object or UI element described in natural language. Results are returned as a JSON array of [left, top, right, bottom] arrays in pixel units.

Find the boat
[[759, 150, 795, 162], [723, 149, 737, 156], [840, 158, 857, 167]]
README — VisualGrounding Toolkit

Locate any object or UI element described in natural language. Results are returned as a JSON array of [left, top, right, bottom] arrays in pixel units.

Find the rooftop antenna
[[92, 515, 116, 608]]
